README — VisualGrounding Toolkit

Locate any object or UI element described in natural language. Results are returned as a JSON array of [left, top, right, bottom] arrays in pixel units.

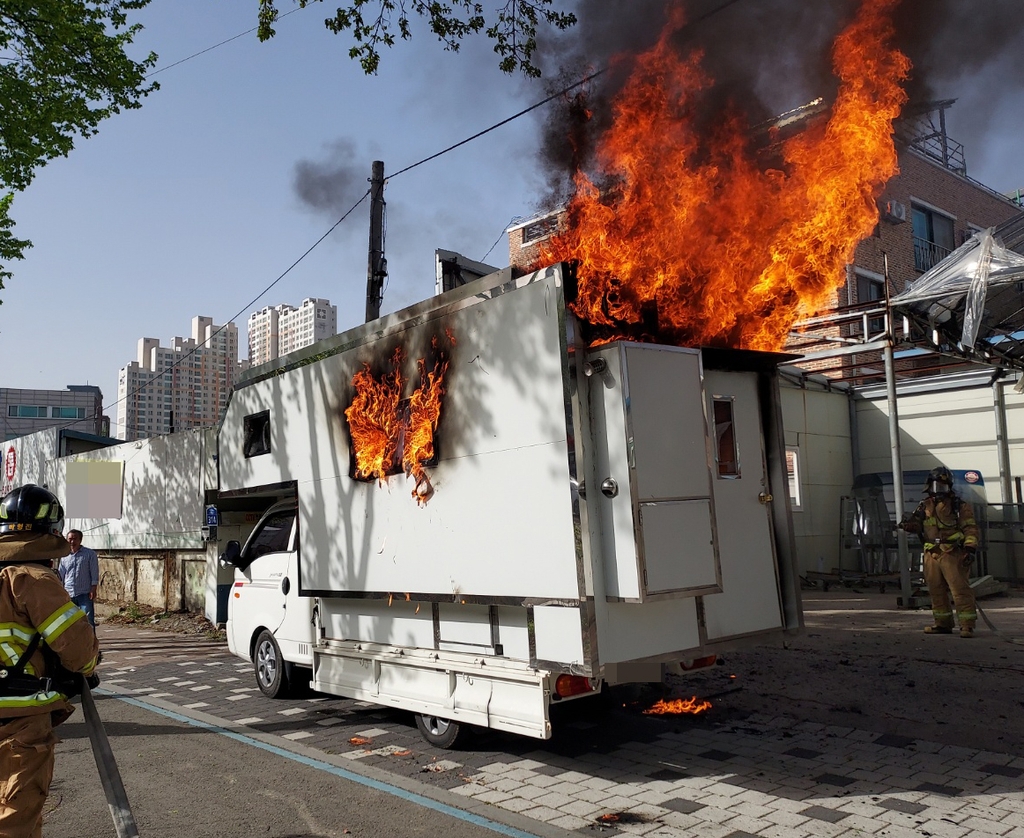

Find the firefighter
[[0, 484, 99, 838], [900, 467, 979, 638]]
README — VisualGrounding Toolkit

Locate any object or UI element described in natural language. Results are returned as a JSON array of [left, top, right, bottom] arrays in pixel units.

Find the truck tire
[[415, 714, 468, 749], [254, 629, 288, 698]]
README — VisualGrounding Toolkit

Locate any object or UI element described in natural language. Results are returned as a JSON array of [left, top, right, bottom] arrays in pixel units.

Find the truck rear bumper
[[312, 640, 553, 740]]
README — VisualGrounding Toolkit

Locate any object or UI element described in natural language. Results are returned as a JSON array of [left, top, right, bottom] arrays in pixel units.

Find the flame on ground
[[344, 332, 454, 503], [643, 696, 712, 716], [539, 0, 909, 351]]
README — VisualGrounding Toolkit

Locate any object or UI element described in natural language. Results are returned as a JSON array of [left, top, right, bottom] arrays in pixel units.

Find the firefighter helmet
[[924, 466, 955, 496], [0, 484, 65, 538]]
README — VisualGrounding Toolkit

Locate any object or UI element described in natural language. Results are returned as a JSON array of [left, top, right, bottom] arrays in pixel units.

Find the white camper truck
[[217, 262, 802, 746]]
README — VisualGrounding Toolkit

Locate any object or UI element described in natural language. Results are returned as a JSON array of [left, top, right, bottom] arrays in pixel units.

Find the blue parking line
[[107, 692, 542, 838]]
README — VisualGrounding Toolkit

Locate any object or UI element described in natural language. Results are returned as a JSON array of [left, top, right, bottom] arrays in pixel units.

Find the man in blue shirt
[[58, 529, 100, 628]]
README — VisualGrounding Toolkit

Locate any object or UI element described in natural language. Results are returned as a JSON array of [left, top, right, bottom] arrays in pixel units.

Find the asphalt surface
[[47, 692, 543, 838]]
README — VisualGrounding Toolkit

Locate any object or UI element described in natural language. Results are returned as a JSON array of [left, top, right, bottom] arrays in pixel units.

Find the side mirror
[[220, 540, 242, 568]]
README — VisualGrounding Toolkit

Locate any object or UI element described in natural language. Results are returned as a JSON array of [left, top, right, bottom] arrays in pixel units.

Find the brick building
[[506, 103, 1022, 383]]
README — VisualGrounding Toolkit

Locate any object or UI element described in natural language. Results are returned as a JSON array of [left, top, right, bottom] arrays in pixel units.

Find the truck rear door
[[702, 368, 784, 640]]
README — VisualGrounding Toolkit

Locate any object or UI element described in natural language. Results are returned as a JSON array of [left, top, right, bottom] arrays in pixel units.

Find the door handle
[[758, 492, 773, 504]]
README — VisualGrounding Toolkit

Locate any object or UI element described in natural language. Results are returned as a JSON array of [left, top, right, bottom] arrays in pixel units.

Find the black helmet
[[924, 466, 954, 496], [0, 484, 65, 536]]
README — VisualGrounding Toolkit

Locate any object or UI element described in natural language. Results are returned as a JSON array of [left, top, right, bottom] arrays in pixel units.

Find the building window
[[51, 407, 86, 419], [912, 204, 955, 272], [786, 446, 802, 511], [8, 405, 49, 418], [855, 270, 886, 336], [712, 397, 740, 478], [521, 215, 559, 245]]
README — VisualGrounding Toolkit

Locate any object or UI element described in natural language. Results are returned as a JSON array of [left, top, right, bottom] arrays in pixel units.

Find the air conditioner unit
[[882, 199, 907, 224]]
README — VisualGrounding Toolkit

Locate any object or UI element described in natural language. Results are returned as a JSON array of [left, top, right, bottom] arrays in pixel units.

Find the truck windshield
[[246, 510, 296, 563]]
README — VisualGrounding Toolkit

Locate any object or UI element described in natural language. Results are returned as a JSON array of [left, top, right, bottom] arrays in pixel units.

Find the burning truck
[[217, 0, 913, 745], [217, 261, 802, 745]]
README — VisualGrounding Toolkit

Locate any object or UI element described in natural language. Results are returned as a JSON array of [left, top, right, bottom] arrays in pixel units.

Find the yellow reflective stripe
[[0, 624, 35, 643], [0, 641, 18, 665], [923, 517, 938, 525], [959, 610, 977, 619], [80, 654, 98, 676], [0, 691, 65, 709], [38, 602, 85, 643], [932, 610, 953, 617]]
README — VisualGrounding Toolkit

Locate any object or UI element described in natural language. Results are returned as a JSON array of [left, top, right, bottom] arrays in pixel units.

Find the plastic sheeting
[[892, 227, 1024, 350]]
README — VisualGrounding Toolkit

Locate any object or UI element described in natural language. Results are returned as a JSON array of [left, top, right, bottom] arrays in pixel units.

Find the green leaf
[[0, 0, 158, 296], [259, 0, 576, 77]]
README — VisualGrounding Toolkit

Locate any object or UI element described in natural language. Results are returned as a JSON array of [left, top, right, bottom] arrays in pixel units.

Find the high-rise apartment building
[[117, 316, 247, 441], [247, 297, 337, 366]]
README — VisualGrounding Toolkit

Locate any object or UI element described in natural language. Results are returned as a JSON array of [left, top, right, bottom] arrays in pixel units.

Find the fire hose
[[976, 603, 1024, 646], [80, 680, 141, 837]]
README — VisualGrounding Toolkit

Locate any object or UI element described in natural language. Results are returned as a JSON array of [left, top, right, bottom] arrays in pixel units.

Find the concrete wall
[[96, 550, 211, 612], [854, 376, 1024, 496], [853, 373, 1024, 579], [780, 375, 854, 575], [6, 425, 221, 616]]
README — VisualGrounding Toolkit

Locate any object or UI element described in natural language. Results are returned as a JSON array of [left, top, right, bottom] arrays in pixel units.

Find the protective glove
[[963, 546, 976, 567], [86, 672, 100, 690]]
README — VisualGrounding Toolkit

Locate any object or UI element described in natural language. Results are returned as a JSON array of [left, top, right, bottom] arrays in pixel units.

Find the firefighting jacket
[[0, 563, 99, 719], [909, 495, 979, 554]]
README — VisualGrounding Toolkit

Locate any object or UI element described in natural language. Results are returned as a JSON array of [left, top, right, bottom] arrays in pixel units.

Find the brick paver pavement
[[90, 599, 1024, 838]]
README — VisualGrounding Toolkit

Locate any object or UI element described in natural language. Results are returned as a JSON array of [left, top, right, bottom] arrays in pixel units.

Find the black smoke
[[534, 0, 1024, 192], [293, 139, 366, 218]]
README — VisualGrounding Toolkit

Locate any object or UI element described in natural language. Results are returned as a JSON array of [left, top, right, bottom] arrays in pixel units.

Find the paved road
[[51, 591, 1024, 838], [48, 694, 533, 838]]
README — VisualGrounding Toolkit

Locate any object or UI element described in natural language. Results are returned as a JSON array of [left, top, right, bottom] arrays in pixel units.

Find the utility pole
[[365, 160, 386, 323]]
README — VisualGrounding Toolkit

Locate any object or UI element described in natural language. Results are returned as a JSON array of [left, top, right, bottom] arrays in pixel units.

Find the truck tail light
[[554, 675, 595, 698], [680, 655, 717, 671]]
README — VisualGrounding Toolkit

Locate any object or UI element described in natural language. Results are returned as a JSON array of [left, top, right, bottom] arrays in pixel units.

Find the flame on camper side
[[539, 0, 909, 351], [344, 332, 454, 504], [643, 695, 713, 716]]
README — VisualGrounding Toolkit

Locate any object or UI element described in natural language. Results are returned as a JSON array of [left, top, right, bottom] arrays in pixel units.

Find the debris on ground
[[102, 602, 226, 640]]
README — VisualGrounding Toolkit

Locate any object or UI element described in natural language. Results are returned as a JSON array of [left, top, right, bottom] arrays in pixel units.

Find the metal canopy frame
[[787, 211, 1024, 607]]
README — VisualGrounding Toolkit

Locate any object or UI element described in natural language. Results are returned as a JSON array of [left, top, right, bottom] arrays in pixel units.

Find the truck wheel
[[254, 629, 288, 698], [415, 714, 468, 749]]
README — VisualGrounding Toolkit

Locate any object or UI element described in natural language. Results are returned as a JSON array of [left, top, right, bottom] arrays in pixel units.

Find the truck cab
[[223, 499, 313, 697]]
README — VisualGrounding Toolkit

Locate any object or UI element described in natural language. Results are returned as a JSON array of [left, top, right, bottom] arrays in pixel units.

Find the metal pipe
[[993, 376, 1013, 505], [882, 253, 913, 606], [885, 343, 912, 606]]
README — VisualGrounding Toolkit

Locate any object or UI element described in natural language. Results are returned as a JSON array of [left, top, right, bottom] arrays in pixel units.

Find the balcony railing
[[913, 236, 951, 272]]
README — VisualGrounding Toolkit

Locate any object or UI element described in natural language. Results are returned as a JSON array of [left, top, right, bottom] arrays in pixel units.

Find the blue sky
[[2, 1, 1022, 427]]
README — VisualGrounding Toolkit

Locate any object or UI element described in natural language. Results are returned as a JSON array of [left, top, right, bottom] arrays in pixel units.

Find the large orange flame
[[345, 333, 454, 504], [540, 0, 909, 351]]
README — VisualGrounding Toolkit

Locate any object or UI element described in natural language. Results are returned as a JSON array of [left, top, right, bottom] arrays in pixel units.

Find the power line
[[385, 68, 605, 181], [480, 218, 517, 263], [145, 6, 305, 78], [95, 189, 371, 435]]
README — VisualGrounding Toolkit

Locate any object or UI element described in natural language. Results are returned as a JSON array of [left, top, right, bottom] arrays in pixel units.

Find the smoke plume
[[534, 0, 1024, 195], [294, 139, 366, 218]]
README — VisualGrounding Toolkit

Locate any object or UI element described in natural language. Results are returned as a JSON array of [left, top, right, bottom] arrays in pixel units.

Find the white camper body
[[218, 263, 802, 742]]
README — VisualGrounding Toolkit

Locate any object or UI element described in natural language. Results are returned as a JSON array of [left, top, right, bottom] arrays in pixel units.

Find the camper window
[[713, 397, 740, 478], [244, 410, 271, 458]]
